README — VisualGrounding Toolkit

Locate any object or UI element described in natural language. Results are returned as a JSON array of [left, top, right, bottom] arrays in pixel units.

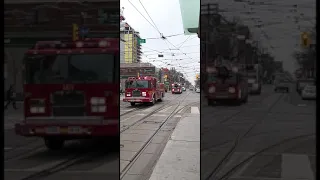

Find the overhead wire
[[126, 0, 199, 79]]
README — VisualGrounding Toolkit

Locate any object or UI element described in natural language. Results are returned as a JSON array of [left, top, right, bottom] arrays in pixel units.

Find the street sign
[[138, 38, 146, 44]]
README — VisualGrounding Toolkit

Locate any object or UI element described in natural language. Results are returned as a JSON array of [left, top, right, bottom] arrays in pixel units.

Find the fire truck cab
[[172, 83, 183, 94], [15, 38, 119, 150], [123, 76, 165, 106], [205, 65, 248, 106]]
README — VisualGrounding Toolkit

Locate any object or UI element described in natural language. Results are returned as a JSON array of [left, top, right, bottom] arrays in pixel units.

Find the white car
[[182, 87, 186, 91], [301, 85, 316, 100], [196, 88, 200, 93]]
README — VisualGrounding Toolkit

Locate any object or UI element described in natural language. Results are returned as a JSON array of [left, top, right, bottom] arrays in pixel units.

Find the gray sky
[[208, 0, 315, 73], [121, 0, 200, 84]]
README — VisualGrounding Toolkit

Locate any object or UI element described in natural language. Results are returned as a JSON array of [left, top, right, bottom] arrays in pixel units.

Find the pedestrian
[[4, 85, 18, 110]]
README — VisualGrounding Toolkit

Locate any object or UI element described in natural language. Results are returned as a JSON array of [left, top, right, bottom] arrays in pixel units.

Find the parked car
[[296, 79, 315, 94], [301, 84, 316, 100], [195, 87, 200, 93]]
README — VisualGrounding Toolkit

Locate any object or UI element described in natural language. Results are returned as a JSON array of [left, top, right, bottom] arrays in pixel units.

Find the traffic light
[[301, 32, 310, 48], [72, 23, 79, 41]]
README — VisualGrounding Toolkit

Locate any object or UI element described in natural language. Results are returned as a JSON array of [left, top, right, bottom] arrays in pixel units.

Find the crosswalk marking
[[282, 154, 314, 180], [191, 106, 200, 114], [203, 151, 315, 179]]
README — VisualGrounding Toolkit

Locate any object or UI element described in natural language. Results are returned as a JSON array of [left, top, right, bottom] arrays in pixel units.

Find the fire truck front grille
[[51, 91, 85, 116], [216, 87, 228, 92], [132, 90, 141, 97], [52, 107, 86, 116]]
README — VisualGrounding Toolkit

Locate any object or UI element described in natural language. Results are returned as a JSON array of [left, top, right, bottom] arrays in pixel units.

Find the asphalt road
[[201, 84, 315, 180], [120, 91, 200, 180], [4, 90, 199, 180]]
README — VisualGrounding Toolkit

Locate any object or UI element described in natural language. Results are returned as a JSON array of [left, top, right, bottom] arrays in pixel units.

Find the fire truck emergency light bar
[[34, 39, 116, 50], [128, 77, 150, 80]]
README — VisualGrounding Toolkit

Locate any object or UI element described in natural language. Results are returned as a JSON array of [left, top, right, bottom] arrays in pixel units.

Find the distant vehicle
[[15, 38, 120, 150], [296, 79, 315, 94], [189, 86, 194, 91], [246, 64, 262, 94], [205, 65, 248, 106], [274, 78, 290, 93], [172, 83, 182, 94], [301, 84, 316, 100], [123, 76, 165, 106], [182, 87, 186, 91], [195, 87, 200, 93]]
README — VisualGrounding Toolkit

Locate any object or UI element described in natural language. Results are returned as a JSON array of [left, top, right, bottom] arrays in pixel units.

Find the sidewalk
[[149, 109, 200, 180]]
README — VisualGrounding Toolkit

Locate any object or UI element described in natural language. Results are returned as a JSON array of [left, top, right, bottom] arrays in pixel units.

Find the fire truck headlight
[[91, 106, 106, 112], [98, 106, 106, 112], [38, 107, 45, 113], [126, 93, 131, 97], [229, 87, 236, 93], [30, 107, 45, 113], [208, 86, 215, 93], [90, 97, 105, 105], [172, 89, 175, 91], [142, 92, 147, 96], [75, 41, 84, 48], [98, 40, 109, 47]]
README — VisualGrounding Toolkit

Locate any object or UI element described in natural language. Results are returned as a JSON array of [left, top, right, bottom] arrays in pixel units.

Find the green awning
[[179, 0, 200, 35]]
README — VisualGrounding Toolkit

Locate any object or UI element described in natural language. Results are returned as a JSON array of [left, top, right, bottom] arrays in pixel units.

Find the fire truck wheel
[[44, 138, 65, 150], [130, 102, 136, 106], [243, 95, 248, 103], [150, 96, 156, 105]]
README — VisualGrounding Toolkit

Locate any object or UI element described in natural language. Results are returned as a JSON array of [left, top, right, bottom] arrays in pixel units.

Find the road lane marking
[[281, 153, 314, 180], [191, 106, 200, 114]]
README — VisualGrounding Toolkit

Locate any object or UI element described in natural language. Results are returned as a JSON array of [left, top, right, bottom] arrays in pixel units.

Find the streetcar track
[[19, 151, 97, 180], [204, 93, 285, 180], [218, 133, 315, 180], [120, 93, 197, 179], [120, 92, 184, 117], [120, 92, 191, 133], [202, 92, 283, 134]]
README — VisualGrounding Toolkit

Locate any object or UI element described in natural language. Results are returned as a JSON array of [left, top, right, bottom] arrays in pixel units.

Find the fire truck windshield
[[24, 54, 116, 84], [126, 80, 149, 88], [207, 73, 237, 84]]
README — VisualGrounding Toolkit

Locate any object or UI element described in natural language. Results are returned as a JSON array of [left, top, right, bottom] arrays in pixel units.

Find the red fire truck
[[205, 65, 248, 106], [172, 83, 183, 94], [14, 38, 119, 150], [123, 76, 165, 106]]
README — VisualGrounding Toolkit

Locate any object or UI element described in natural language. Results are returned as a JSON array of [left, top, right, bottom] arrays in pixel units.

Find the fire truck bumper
[[206, 93, 238, 100], [123, 97, 152, 103], [14, 117, 118, 137]]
